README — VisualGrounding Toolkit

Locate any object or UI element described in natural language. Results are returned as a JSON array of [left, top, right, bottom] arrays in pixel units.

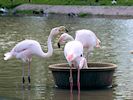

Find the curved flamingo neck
[[42, 32, 54, 58]]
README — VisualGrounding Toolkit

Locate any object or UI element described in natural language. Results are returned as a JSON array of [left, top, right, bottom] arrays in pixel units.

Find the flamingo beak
[[57, 42, 60, 48], [60, 29, 68, 34], [65, 29, 68, 32], [57, 36, 64, 48], [57, 37, 61, 48]]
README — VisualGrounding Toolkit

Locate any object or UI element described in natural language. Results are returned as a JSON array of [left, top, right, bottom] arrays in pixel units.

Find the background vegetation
[[0, 0, 133, 8]]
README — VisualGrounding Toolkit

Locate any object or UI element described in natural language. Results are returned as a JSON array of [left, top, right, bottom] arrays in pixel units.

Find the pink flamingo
[[58, 29, 101, 60], [64, 40, 88, 96], [4, 26, 67, 84]]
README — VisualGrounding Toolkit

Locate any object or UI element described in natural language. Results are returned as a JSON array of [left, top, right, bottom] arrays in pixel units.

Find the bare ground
[[14, 4, 133, 17]]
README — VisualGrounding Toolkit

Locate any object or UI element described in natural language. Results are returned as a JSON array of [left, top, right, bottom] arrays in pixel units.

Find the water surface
[[0, 15, 133, 100]]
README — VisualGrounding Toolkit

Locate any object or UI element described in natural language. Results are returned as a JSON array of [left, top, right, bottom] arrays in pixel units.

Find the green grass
[[15, 10, 33, 14], [0, 0, 133, 8]]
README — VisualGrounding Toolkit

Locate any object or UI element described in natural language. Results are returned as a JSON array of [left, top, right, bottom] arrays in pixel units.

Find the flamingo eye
[[80, 54, 83, 57]]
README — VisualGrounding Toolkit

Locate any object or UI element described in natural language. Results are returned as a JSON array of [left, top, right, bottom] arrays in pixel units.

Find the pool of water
[[0, 15, 133, 100]]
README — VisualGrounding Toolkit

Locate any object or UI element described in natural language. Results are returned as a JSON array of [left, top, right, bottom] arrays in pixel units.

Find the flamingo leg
[[77, 67, 80, 96], [22, 63, 25, 84], [28, 61, 31, 84], [69, 64, 73, 95]]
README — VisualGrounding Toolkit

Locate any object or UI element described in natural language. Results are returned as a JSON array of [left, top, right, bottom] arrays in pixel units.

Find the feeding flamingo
[[4, 26, 68, 84], [64, 40, 88, 95], [58, 29, 101, 60]]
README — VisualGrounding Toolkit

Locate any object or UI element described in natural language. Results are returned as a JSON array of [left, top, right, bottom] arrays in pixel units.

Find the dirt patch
[[14, 4, 133, 17]]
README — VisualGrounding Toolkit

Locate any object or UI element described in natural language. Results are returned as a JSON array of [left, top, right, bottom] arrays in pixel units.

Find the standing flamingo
[[4, 26, 67, 84], [58, 29, 101, 60], [64, 40, 88, 96]]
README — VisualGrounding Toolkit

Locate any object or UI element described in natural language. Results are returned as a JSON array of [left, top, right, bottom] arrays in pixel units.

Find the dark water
[[0, 15, 133, 100]]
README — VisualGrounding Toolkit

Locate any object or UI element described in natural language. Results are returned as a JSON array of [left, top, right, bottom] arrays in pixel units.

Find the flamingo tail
[[4, 52, 12, 60]]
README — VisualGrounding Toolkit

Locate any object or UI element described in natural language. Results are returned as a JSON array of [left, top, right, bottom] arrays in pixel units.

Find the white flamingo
[[4, 26, 67, 84], [58, 29, 101, 60], [64, 40, 88, 95]]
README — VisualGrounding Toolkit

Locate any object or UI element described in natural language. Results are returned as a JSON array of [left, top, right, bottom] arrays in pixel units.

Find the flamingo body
[[75, 29, 98, 52], [64, 41, 83, 61], [58, 29, 101, 60], [64, 40, 87, 95], [4, 26, 67, 84], [4, 40, 46, 62], [64, 41, 87, 68]]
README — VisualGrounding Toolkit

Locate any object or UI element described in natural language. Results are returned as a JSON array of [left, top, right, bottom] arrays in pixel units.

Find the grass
[[0, 0, 133, 8], [15, 10, 33, 15]]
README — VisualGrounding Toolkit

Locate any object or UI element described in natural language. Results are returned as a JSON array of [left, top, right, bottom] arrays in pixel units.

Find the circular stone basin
[[49, 62, 117, 89]]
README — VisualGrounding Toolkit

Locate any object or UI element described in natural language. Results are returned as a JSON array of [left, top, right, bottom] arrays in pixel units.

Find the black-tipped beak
[[65, 29, 68, 32], [57, 42, 61, 48]]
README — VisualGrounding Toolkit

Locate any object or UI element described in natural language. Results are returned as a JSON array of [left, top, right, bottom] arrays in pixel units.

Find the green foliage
[[15, 10, 33, 14], [0, 0, 23, 8]]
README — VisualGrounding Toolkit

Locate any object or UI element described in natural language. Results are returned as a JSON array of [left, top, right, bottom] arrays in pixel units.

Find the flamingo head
[[57, 33, 74, 48], [51, 26, 68, 36], [58, 26, 68, 33], [96, 38, 101, 48]]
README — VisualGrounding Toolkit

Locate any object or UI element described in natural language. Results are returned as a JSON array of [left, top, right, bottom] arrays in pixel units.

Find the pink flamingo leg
[[77, 67, 80, 99], [70, 64, 73, 99]]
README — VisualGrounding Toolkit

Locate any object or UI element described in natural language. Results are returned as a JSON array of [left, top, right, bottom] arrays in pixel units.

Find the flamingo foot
[[28, 76, 31, 84], [22, 77, 25, 84]]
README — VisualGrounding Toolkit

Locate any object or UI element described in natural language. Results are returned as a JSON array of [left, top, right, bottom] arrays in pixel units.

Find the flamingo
[[58, 29, 101, 60], [64, 40, 88, 96], [4, 26, 68, 84]]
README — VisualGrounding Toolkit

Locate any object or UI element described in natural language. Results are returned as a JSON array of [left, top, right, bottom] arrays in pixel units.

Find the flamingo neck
[[42, 33, 54, 58]]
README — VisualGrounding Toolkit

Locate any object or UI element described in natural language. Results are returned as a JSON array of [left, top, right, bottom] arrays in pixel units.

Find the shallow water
[[0, 15, 133, 100]]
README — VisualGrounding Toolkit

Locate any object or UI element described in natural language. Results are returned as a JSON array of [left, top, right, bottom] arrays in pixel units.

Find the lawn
[[0, 0, 133, 8]]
